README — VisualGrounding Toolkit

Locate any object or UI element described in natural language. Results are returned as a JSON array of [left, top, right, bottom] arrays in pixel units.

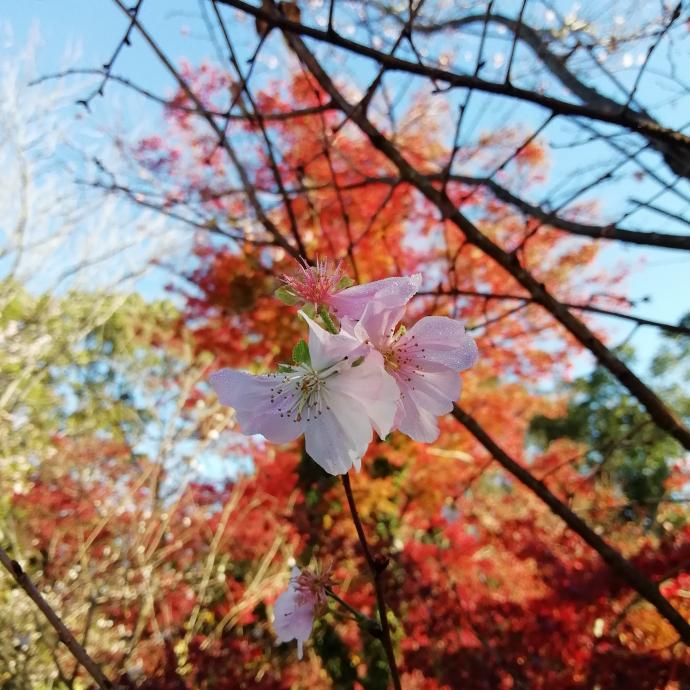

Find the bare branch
[[451, 405, 690, 646], [0, 546, 116, 690], [217, 0, 690, 161]]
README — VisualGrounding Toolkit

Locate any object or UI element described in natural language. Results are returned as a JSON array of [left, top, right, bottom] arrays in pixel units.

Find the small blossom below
[[273, 565, 332, 659]]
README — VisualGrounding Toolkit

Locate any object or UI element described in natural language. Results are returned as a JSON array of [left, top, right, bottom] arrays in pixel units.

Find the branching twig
[[275, 13, 690, 453]]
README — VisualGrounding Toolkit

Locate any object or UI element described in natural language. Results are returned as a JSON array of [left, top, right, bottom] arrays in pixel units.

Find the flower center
[[383, 349, 400, 371], [281, 258, 343, 307], [271, 360, 346, 423], [295, 565, 333, 608]]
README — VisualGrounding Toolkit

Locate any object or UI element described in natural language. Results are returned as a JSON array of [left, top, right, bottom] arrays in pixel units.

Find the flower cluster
[[209, 263, 478, 658], [209, 267, 478, 474]]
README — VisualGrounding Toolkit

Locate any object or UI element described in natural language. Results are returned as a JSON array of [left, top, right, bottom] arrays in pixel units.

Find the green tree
[[530, 331, 690, 521]]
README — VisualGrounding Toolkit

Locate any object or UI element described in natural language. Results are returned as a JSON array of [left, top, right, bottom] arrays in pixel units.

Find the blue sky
[[3, 0, 689, 380]]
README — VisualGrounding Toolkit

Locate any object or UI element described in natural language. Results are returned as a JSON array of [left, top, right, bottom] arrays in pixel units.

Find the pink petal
[[329, 274, 421, 322], [273, 574, 315, 657], [399, 368, 461, 416], [391, 365, 462, 442], [395, 391, 442, 442], [353, 300, 407, 350], [400, 316, 478, 371], [209, 369, 303, 443]]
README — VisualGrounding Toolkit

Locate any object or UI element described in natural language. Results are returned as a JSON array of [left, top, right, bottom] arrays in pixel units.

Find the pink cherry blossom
[[280, 261, 421, 324], [209, 312, 399, 475], [274, 564, 333, 659], [354, 301, 478, 443], [273, 567, 319, 659]]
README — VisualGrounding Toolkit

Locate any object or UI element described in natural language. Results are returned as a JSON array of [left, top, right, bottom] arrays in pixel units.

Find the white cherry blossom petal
[[397, 368, 461, 417], [395, 387, 442, 442], [209, 369, 303, 443], [299, 310, 364, 370], [328, 350, 400, 438], [304, 393, 373, 474]]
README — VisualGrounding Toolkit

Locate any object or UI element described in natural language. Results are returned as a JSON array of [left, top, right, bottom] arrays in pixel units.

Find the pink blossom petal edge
[[328, 273, 421, 322]]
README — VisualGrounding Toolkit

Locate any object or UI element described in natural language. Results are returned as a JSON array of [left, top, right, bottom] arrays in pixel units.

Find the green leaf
[[292, 339, 311, 365], [336, 275, 355, 290], [274, 285, 300, 305]]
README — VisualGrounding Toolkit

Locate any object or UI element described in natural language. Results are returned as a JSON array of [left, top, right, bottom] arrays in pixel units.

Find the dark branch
[[452, 405, 690, 646], [217, 0, 690, 157], [417, 289, 690, 337]]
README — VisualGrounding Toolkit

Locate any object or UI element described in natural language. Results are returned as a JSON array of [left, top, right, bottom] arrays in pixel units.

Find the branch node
[[374, 554, 390, 574]]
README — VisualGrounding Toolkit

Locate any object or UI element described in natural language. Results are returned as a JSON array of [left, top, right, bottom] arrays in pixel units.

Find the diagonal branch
[[216, 0, 690, 155], [451, 405, 690, 646], [0, 545, 116, 689]]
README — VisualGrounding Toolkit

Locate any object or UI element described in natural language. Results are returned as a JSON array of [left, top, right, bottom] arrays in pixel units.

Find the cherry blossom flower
[[274, 564, 333, 659], [209, 312, 399, 475], [353, 299, 478, 443]]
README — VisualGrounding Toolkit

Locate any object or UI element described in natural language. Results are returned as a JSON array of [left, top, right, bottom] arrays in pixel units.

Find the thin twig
[[326, 587, 383, 638], [341, 474, 402, 690], [216, 0, 690, 152], [0, 545, 116, 689], [416, 288, 690, 337]]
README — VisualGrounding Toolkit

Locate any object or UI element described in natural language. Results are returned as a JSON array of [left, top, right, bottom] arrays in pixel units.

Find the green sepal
[[277, 363, 294, 373], [336, 275, 355, 290], [292, 339, 311, 365], [274, 286, 300, 305], [318, 305, 338, 334], [301, 303, 316, 318], [351, 355, 365, 367]]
